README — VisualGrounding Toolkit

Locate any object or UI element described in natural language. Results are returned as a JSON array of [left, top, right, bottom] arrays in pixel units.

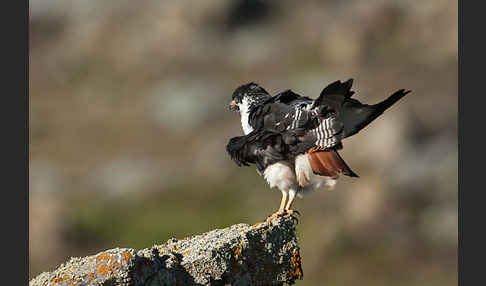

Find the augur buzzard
[[226, 79, 409, 219]]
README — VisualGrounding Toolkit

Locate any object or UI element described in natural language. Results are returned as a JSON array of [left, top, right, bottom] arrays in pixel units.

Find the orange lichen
[[230, 247, 243, 273], [233, 247, 242, 257], [171, 252, 181, 264], [95, 253, 110, 262], [50, 276, 75, 286], [181, 249, 192, 255], [96, 263, 107, 275], [90, 251, 131, 278], [121, 252, 132, 263], [52, 260, 125, 285], [50, 277, 64, 284], [290, 249, 303, 279], [252, 222, 262, 228]]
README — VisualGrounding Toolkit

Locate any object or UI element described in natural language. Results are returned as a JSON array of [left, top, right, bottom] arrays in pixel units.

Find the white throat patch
[[239, 97, 254, 135]]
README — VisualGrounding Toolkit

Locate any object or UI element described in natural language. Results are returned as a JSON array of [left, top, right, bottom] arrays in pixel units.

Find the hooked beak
[[229, 100, 239, 112]]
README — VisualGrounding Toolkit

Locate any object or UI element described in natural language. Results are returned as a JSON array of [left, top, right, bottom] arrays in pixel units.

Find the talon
[[265, 209, 285, 224], [284, 209, 300, 217]]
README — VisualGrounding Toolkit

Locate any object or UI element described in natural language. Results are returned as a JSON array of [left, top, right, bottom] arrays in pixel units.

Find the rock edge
[[30, 215, 303, 286]]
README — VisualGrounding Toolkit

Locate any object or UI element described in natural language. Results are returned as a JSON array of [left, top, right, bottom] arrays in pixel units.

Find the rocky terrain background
[[30, 0, 457, 285]]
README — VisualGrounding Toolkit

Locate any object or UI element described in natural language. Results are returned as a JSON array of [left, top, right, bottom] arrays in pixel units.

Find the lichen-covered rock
[[30, 215, 303, 286]]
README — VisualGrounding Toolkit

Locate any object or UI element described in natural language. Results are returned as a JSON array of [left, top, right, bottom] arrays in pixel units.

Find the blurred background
[[29, 0, 457, 285]]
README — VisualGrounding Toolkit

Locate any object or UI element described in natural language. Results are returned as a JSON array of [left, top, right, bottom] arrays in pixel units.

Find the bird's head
[[229, 82, 270, 113]]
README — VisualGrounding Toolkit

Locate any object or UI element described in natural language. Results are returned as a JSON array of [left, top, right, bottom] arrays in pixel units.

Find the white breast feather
[[263, 162, 297, 191], [295, 154, 312, 186]]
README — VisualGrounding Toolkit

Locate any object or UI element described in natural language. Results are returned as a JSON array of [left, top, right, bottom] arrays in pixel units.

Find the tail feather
[[308, 152, 335, 177], [374, 89, 410, 114], [307, 148, 359, 178], [341, 89, 410, 138]]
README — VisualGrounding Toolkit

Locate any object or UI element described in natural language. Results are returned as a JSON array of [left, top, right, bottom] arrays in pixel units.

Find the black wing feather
[[226, 128, 313, 174], [311, 78, 354, 112]]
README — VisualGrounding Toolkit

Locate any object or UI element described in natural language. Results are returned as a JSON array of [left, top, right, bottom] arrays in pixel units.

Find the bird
[[226, 79, 410, 220]]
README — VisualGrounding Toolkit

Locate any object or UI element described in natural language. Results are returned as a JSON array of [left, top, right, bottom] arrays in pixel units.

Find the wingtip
[[391, 89, 411, 99], [343, 78, 354, 89], [397, 89, 412, 95], [345, 169, 359, 178]]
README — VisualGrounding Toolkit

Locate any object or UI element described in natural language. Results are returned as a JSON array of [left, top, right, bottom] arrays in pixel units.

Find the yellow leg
[[266, 191, 288, 223], [285, 189, 296, 210], [278, 191, 288, 213], [284, 189, 299, 216]]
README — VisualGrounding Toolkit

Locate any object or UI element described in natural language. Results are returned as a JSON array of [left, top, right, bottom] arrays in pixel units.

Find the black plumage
[[226, 128, 313, 174]]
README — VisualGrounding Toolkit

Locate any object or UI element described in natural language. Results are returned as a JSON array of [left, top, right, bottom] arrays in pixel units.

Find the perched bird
[[226, 79, 409, 218]]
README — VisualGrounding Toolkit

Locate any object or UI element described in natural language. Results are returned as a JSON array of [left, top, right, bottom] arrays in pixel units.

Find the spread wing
[[246, 78, 405, 150], [237, 80, 361, 179], [227, 78, 408, 180], [248, 88, 346, 150]]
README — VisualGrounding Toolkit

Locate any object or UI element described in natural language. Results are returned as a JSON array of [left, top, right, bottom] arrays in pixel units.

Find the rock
[[30, 215, 303, 286]]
